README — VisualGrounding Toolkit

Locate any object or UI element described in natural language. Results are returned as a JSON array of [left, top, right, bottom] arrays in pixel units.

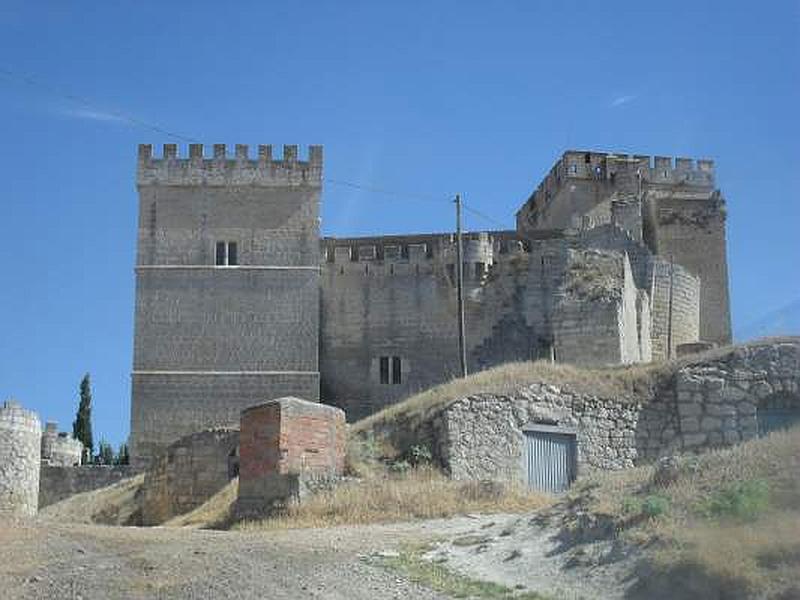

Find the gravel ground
[[423, 514, 639, 600], [0, 517, 487, 600]]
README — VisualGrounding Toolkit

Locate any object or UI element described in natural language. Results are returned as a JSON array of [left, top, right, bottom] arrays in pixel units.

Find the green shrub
[[641, 495, 670, 518], [389, 459, 411, 475], [407, 444, 433, 467], [700, 479, 770, 521]]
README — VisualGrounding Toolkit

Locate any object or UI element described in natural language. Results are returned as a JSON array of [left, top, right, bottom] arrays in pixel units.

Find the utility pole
[[667, 253, 674, 359], [455, 194, 468, 378]]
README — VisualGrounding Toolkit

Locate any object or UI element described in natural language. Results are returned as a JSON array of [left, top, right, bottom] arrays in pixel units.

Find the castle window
[[215, 241, 238, 266], [569, 164, 577, 174], [379, 356, 403, 385], [379, 357, 390, 384], [392, 357, 402, 384], [475, 262, 486, 277]]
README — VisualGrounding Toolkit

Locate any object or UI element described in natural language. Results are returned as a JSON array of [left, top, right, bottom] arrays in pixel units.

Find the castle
[[130, 144, 731, 466]]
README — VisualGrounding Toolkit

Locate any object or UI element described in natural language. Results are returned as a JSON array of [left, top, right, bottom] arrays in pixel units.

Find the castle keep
[[130, 145, 731, 465]]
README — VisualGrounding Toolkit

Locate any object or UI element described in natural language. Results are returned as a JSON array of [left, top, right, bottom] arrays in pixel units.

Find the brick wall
[[238, 397, 345, 516]]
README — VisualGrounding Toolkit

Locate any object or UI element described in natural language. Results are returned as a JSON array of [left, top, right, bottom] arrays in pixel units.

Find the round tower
[[0, 400, 42, 517]]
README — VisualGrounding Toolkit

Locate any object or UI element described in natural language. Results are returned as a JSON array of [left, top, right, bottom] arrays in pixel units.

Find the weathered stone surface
[[0, 400, 41, 518], [141, 429, 238, 525], [238, 397, 346, 517]]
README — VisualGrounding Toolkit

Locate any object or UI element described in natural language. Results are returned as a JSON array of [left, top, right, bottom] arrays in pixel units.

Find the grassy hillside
[[560, 426, 800, 598]]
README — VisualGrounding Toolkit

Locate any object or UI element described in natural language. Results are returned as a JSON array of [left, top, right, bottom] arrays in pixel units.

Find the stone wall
[[368, 339, 799, 485], [436, 386, 643, 482], [0, 400, 41, 517], [238, 397, 345, 516], [40, 422, 82, 467], [130, 144, 322, 467], [38, 465, 137, 509], [141, 429, 238, 525]]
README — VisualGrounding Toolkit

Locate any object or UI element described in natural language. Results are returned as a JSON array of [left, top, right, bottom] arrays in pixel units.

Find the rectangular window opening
[[392, 356, 402, 385], [215, 241, 238, 266], [379, 356, 390, 384]]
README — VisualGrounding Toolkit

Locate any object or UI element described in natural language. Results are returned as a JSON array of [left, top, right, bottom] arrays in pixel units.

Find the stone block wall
[[38, 465, 138, 509], [435, 387, 643, 482], [141, 429, 238, 525], [238, 397, 345, 516], [380, 339, 799, 484], [130, 144, 322, 467], [0, 400, 41, 517], [40, 422, 82, 467]]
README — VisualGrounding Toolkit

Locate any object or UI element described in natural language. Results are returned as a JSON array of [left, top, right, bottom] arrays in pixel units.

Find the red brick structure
[[238, 397, 345, 515]]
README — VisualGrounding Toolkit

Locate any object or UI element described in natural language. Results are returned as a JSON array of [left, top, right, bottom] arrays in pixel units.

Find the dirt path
[[0, 518, 481, 600]]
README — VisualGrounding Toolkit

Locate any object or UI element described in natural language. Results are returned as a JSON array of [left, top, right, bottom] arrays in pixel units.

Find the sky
[[0, 1, 798, 448]]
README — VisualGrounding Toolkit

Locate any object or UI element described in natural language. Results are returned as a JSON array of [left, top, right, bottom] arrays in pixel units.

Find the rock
[[652, 456, 680, 487]]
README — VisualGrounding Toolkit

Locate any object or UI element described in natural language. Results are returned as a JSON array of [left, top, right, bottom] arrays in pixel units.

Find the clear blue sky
[[1, 1, 798, 448]]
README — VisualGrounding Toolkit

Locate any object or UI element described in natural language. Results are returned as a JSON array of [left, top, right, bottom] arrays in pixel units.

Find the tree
[[97, 439, 114, 465], [115, 443, 130, 466], [72, 373, 94, 462]]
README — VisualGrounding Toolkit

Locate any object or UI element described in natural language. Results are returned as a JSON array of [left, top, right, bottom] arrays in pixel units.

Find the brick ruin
[[129, 145, 732, 465]]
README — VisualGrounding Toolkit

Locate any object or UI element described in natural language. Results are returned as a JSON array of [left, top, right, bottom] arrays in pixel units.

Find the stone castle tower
[[130, 145, 732, 465], [130, 144, 322, 466]]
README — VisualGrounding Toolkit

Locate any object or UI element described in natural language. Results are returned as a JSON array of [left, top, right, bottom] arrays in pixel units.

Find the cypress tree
[[72, 373, 94, 461]]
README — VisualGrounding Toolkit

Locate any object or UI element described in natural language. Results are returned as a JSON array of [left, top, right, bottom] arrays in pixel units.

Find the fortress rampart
[[130, 145, 729, 447], [137, 144, 322, 187]]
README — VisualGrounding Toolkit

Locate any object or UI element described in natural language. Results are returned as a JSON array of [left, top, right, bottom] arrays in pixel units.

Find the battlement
[[322, 231, 525, 266], [523, 150, 715, 214], [137, 143, 323, 187]]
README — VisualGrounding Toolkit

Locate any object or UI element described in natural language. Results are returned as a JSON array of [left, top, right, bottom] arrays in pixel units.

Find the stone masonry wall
[[238, 397, 345, 516], [130, 144, 322, 467], [38, 465, 138, 509], [41, 422, 82, 467], [141, 429, 238, 525], [391, 339, 799, 484], [0, 401, 41, 517]]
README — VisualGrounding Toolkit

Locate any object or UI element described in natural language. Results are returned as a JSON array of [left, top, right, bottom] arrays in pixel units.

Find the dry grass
[[566, 427, 800, 597], [38, 473, 145, 526], [163, 478, 238, 529], [351, 360, 659, 439], [352, 336, 800, 440], [237, 467, 552, 530]]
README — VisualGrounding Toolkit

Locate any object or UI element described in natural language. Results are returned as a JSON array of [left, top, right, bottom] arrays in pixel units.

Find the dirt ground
[[0, 517, 484, 600], [1, 512, 640, 600]]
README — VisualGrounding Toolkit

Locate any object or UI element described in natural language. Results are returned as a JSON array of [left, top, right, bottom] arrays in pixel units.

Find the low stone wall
[[435, 385, 642, 482], [39, 465, 138, 509], [373, 339, 800, 485], [141, 429, 239, 526]]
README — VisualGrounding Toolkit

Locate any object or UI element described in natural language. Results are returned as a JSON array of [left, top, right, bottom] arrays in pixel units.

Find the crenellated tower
[[130, 144, 323, 467]]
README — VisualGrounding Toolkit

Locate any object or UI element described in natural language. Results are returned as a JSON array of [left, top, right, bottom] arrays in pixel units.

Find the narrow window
[[215, 241, 238, 266], [392, 357, 402, 384], [475, 262, 485, 277], [379, 356, 389, 384]]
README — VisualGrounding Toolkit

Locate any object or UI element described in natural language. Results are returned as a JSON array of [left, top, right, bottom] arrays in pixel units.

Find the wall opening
[[757, 393, 800, 437], [523, 425, 577, 493]]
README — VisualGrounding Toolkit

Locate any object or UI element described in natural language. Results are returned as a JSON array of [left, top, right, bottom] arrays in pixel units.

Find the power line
[[1, 65, 512, 230], [0, 66, 199, 143]]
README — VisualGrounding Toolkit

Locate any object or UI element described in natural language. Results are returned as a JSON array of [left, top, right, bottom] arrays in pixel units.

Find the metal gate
[[523, 426, 577, 493]]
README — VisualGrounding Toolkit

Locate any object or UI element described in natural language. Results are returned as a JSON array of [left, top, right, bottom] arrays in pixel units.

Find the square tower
[[130, 144, 323, 467]]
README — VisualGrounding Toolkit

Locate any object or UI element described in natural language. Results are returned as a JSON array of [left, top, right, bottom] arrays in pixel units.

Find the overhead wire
[[0, 65, 512, 230]]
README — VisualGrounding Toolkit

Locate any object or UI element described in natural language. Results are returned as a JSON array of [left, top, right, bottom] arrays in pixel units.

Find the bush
[[621, 494, 670, 518], [641, 495, 670, 518], [406, 444, 432, 467], [700, 479, 770, 521]]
